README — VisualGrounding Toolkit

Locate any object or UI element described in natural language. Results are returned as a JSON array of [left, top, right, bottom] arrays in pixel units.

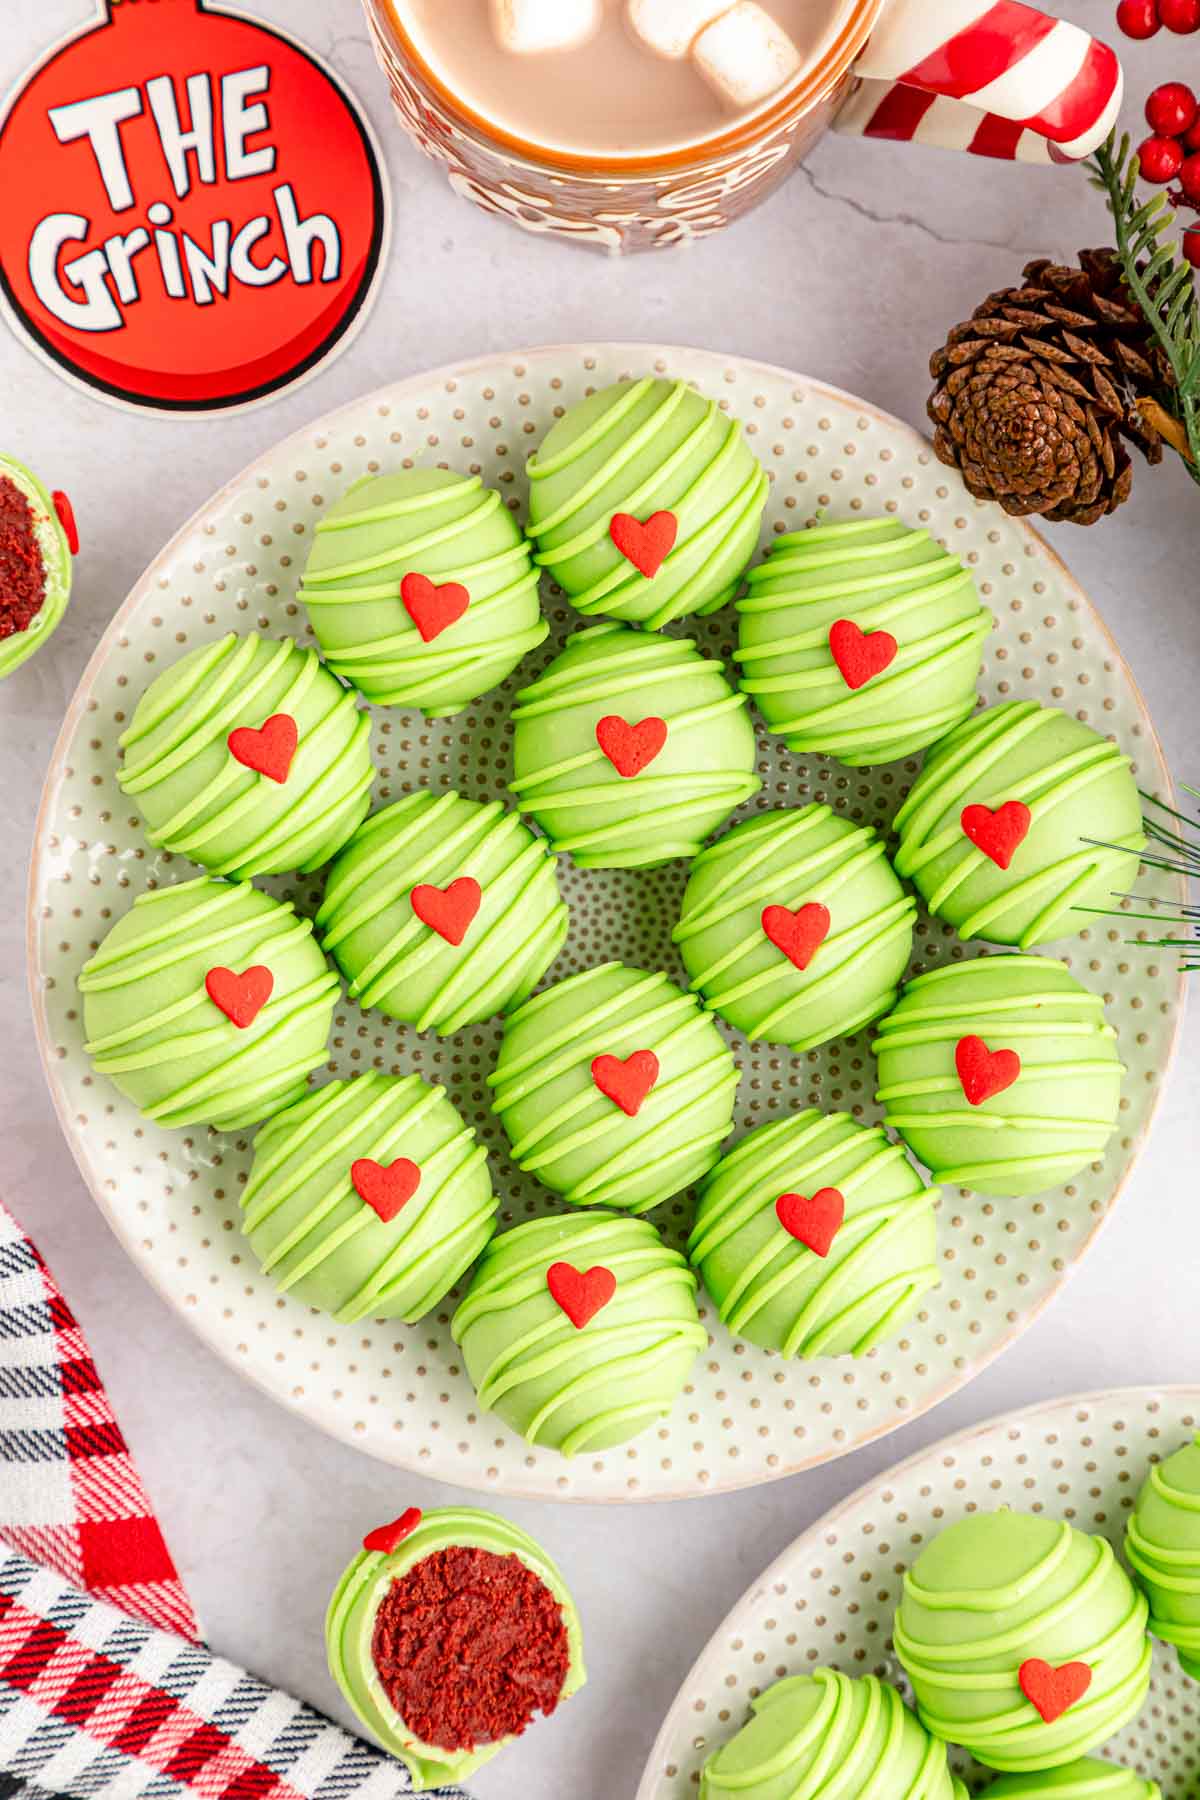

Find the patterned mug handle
[[836, 0, 1123, 165]]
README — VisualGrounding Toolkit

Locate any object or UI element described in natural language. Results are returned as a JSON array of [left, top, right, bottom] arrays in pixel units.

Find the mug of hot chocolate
[[361, 0, 1122, 251]]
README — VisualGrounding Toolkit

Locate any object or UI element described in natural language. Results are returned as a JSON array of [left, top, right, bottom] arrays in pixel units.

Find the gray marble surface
[[2, 3, 1198, 1796]]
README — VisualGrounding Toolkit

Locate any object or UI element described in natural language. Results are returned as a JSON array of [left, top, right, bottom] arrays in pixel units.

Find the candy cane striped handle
[[842, 0, 1122, 163]]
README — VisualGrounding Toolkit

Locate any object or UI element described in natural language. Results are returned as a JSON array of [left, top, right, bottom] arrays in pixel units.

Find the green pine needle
[[1084, 789, 1200, 969], [1087, 133, 1200, 483]]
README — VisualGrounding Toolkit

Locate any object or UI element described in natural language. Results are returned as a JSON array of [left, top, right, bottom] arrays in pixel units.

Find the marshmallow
[[694, 3, 803, 109], [626, 0, 734, 60], [491, 0, 602, 55]]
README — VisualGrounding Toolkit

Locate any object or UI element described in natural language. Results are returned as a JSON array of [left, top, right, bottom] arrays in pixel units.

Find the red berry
[[1146, 81, 1199, 135], [1183, 225, 1200, 266], [1184, 116, 1200, 150], [1118, 0, 1161, 34], [1179, 150, 1200, 201], [1159, 0, 1200, 29], [1139, 133, 1185, 181]]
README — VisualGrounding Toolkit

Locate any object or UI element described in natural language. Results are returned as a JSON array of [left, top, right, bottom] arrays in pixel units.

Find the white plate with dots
[[27, 344, 1186, 1502], [638, 1385, 1200, 1796]]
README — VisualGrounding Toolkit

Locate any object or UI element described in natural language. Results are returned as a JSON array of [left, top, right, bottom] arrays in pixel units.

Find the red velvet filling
[[0, 476, 46, 642], [371, 1545, 570, 1755]]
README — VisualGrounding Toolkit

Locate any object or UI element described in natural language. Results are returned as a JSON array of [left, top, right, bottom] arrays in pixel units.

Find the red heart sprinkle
[[227, 713, 299, 784], [351, 1158, 421, 1223], [775, 1188, 846, 1257], [363, 1507, 422, 1554], [956, 1034, 1022, 1106], [400, 571, 470, 643], [591, 1049, 660, 1117], [547, 1262, 617, 1329], [1019, 1658, 1092, 1724], [51, 490, 79, 555], [410, 877, 482, 946], [205, 966, 273, 1030], [761, 902, 831, 972], [595, 714, 668, 778], [829, 619, 898, 690], [610, 510, 678, 579], [961, 800, 1033, 870]]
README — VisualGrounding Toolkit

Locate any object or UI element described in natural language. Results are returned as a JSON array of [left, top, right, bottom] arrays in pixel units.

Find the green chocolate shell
[[525, 376, 768, 628], [735, 518, 992, 766], [674, 804, 916, 1053], [510, 622, 760, 870], [699, 1669, 968, 1800], [317, 790, 568, 1033], [894, 1510, 1152, 1773], [118, 633, 374, 879], [242, 1073, 496, 1324], [299, 468, 548, 716], [1125, 1433, 1200, 1682], [985, 1761, 1161, 1798], [326, 1505, 585, 1787], [488, 961, 740, 1213], [452, 1211, 707, 1455], [0, 454, 74, 680], [79, 877, 339, 1131], [893, 700, 1146, 948], [689, 1110, 939, 1360], [874, 955, 1123, 1199]]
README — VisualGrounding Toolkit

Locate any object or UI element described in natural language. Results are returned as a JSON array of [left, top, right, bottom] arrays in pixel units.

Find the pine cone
[[928, 249, 1168, 526]]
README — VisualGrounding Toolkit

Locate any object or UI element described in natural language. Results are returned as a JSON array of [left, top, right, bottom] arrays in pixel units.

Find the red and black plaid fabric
[[0, 1204, 467, 1800]]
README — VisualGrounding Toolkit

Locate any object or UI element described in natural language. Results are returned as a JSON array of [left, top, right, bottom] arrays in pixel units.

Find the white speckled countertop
[[3, 3, 1198, 1796]]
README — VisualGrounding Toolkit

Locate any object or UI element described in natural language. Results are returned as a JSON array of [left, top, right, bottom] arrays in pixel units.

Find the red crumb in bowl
[[371, 1545, 570, 1754], [0, 475, 46, 641]]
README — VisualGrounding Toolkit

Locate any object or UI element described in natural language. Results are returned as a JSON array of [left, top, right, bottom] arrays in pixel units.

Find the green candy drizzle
[[1126, 1433, 1200, 1680], [986, 1762, 1160, 1798], [700, 1669, 967, 1800], [895, 1514, 1151, 1773], [489, 962, 740, 1214], [118, 632, 374, 879], [874, 956, 1124, 1199], [674, 803, 916, 1053], [690, 1110, 939, 1360], [300, 468, 548, 715], [326, 1504, 585, 1788], [894, 700, 1146, 949], [510, 622, 760, 869], [243, 1072, 496, 1324], [526, 376, 768, 630], [736, 518, 992, 766], [453, 1211, 707, 1456], [318, 789, 568, 1034], [79, 876, 339, 1130]]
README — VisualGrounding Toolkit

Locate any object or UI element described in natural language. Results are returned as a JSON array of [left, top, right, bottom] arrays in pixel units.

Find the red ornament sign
[[0, 0, 388, 414]]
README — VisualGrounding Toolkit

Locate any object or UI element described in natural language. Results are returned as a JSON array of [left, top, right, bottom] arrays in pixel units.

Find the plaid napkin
[[0, 1202, 468, 1800]]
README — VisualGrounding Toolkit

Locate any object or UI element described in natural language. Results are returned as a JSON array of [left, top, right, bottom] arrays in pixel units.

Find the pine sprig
[[1087, 132, 1200, 482], [1084, 787, 1200, 969]]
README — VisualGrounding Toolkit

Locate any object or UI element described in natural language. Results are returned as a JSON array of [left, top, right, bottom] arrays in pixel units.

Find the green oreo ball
[[893, 700, 1146, 948], [327, 1505, 585, 1788], [299, 468, 548, 716], [700, 1670, 967, 1800], [1125, 1433, 1200, 1681], [241, 1073, 496, 1324], [735, 518, 992, 766], [894, 1510, 1151, 1773], [452, 1211, 707, 1455], [874, 955, 1123, 1198], [510, 622, 760, 870], [489, 961, 740, 1214], [117, 633, 374, 879], [984, 1762, 1160, 1798], [79, 877, 339, 1131], [689, 1110, 939, 1360], [525, 376, 768, 629], [316, 790, 568, 1034], [0, 454, 75, 680], [674, 804, 916, 1053]]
